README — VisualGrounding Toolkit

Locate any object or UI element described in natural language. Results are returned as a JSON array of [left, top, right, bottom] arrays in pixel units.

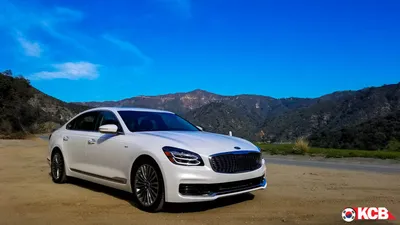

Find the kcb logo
[[342, 207, 396, 222]]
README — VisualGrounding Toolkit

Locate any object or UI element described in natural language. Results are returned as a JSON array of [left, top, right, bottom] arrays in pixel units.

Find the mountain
[[79, 89, 221, 115], [2, 68, 399, 147], [309, 110, 400, 150], [260, 83, 400, 141], [183, 102, 261, 140], [0, 71, 89, 138], [78, 89, 316, 122], [78, 82, 400, 144], [181, 98, 320, 141]]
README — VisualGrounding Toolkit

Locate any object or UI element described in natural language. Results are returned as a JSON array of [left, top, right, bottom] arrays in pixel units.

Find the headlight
[[256, 146, 263, 161], [162, 146, 204, 166]]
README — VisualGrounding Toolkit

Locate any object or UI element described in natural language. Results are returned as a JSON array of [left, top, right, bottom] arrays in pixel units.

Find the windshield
[[117, 110, 200, 132]]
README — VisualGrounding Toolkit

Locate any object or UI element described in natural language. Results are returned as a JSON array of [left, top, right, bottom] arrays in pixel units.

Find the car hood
[[137, 131, 259, 156]]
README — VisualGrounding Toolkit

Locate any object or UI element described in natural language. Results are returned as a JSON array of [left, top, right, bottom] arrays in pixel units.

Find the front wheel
[[51, 151, 68, 183], [131, 159, 165, 212]]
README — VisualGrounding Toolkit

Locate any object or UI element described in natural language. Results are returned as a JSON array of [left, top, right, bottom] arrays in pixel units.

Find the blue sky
[[1, 0, 399, 102]]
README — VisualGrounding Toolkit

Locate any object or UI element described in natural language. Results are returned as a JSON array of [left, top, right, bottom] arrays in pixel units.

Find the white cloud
[[1, 1, 86, 51], [102, 34, 152, 64], [38, 8, 90, 52], [1, 1, 154, 79], [54, 7, 83, 21], [16, 33, 42, 57], [102, 34, 153, 74], [31, 62, 100, 80], [38, 20, 89, 52]]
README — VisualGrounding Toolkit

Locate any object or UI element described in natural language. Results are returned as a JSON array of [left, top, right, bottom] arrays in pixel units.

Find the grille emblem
[[234, 146, 241, 150]]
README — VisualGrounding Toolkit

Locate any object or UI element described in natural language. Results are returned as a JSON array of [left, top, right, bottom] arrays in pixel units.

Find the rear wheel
[[131, 158, 165, 212], [51, 151, 68, 183]]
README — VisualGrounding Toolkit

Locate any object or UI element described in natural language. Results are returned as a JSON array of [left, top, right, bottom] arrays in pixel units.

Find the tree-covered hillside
[[309, 110, 400, 151], [0, 71, 89, 138]]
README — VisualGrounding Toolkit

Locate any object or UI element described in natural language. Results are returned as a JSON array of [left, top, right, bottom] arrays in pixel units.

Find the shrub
[[386, 138, 400, 152], [292, 137, 309, 155]]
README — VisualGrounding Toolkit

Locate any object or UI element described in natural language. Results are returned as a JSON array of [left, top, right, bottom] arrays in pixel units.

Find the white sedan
[[47, 107, 267, 212]]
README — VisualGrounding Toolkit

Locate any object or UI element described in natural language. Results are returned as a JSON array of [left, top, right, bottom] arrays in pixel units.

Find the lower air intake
[[179, 175, 265, 196]]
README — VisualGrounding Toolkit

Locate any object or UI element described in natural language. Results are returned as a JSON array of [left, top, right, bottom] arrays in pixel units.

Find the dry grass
[[257, 142, 400, 159], [0, 132, 29, 139], [292, 137, 309, 155]]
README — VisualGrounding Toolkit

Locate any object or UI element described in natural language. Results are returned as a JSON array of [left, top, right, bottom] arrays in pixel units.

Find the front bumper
[[161, 159, 267, 203], [179, 175, 266, 196]]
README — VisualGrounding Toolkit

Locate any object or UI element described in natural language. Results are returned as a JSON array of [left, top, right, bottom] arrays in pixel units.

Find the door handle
[[87, 139, 96, 145], [63, 136, 69, 141]]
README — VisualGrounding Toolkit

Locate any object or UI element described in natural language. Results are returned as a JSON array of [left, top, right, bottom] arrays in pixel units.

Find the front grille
[[179, 175, 265, 196], [209, 151, 262, 173]]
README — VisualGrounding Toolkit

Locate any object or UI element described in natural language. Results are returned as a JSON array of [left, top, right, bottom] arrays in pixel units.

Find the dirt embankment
[[0, 138, 399, 225]]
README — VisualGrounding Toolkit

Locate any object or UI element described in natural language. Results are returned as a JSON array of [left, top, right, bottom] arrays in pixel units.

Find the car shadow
[[96, 134, 116, 144], [65, 177, 255, 213], [164, 193, 255, 213], [66, 177, 137, 205]]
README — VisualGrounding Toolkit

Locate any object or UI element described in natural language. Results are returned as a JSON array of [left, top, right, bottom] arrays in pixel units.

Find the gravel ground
[[0, 138, 399, 225]]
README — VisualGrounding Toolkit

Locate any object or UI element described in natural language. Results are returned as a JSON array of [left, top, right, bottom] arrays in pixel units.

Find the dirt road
[[1, 138, 399, 225], [264, 155, 400, 173]]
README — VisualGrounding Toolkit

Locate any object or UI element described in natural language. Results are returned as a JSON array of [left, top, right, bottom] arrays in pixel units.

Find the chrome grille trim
[[209, 150, 262, 174]]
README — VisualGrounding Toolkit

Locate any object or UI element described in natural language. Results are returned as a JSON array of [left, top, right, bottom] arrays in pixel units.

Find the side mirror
[[99, 124, 118, 134], [196, 125, 204, 131]]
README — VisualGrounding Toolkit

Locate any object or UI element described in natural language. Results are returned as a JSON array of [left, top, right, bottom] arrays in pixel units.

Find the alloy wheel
[[51, 153, 62, 180], [134, 164, 160, 207]]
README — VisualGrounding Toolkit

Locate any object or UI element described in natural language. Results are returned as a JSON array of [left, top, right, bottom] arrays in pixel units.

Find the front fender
[[127, 147, 170, 192], [48, 132, 72, 175]]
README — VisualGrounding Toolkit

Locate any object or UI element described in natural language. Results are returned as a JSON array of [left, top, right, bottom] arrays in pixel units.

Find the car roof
[[84, 107, 175, 114]]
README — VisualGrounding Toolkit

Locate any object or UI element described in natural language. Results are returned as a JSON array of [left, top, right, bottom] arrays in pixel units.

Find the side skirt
[[70, 168, 127, 184]]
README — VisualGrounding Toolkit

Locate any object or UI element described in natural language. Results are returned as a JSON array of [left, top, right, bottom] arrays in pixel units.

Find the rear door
[[63, 111, 100, 172]]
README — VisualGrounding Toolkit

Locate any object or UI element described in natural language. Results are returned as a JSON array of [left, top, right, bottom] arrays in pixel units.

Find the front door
[[84, 110, 129, 184]]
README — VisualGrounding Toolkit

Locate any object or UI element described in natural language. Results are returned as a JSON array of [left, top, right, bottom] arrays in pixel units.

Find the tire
[[131, 158, 165, 212], [51, 151, 68, 184]]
